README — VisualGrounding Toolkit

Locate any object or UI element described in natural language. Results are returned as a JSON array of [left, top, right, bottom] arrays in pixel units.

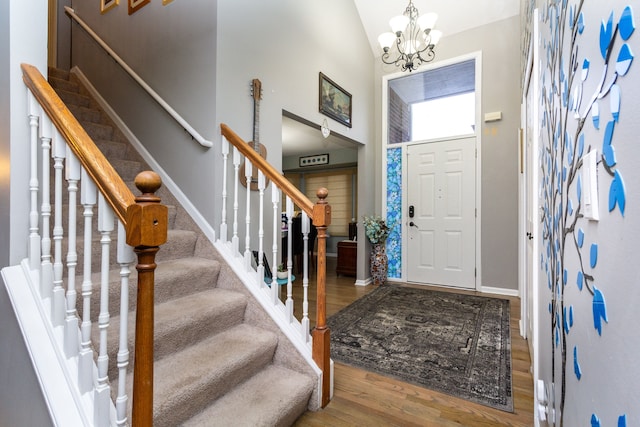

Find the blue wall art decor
[[386, 147, 402, 279], [539, 0, 635, 426], [540, 2, 634, 425]]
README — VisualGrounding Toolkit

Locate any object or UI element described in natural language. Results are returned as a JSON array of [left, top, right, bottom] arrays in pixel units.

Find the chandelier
[[378, 0, 442, 72]]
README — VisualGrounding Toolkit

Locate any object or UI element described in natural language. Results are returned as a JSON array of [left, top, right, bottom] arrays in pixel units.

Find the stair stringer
[[70, 66, 323, 411]]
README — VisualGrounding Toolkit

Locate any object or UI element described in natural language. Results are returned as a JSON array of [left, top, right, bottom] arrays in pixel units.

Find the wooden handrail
[[22, 63, 166, 425], [220, 123, 332, 407], [221, 123, 314, 216], [21, 63, 134, 224]]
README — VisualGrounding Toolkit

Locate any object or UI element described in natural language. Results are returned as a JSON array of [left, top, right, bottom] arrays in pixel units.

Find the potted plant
[[276, 264, 288, 280], [362, 215, 391, 286]]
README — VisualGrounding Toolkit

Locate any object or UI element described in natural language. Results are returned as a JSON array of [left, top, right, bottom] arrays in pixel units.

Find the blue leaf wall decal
[[577, 174, 582, 202], [592, 413, 601, 427], [609, 169, 627, 216], [578, 133, 585, 157], [610, 84, 620, 122], [564, 307, 570, 333], [577, 228, 584, 248], [619, 6, 635, 40], [600, 12, 614, 59], [577, 271, 584, 291], [619, 414, 627, 427], [581, 58, 590, 81], [578, 11, 585, 34], [563, 269, 568, 285], [592, 100, 600, 129], [569, 305, 574, 326], [568, 198, 573, 216], [602, 120, 617, 167], [616, 43, 634, 76], [593, 286, 608, 335], [590, 243, 598, 268], [573, 346, 582, 379]]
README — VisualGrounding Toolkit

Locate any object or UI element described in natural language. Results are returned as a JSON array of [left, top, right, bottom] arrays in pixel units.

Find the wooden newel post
[[126, 171, 168, 427], [311, 187, 331, 408]]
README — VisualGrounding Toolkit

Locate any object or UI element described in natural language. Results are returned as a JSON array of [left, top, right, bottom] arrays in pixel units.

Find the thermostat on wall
[[484, 111, 502, 122]]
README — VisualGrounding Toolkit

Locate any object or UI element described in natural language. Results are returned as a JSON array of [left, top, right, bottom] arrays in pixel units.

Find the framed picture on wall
[[128, 0, 150, 15], [319, 72, 352, 128], [100, 0, 119, 14]]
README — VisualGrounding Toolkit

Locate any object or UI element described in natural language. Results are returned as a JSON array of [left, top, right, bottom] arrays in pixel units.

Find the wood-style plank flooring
[[291, 257, 534, 426]]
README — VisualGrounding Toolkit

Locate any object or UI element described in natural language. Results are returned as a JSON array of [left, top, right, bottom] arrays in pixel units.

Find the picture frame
[[100, 0, 119, 14], [319, 72, 352, 128], [128, 0, 150, 15], [299, 153, 330, 167]]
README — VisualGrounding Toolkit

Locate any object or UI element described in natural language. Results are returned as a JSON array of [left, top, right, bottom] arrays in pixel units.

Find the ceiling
[[282, 1, 520, 158]]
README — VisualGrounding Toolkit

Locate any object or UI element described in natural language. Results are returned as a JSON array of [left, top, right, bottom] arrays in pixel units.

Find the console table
[[336, 240, 357, 277]]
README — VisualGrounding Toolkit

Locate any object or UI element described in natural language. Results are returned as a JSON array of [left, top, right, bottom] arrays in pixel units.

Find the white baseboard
[[480, 286, 520, 297]]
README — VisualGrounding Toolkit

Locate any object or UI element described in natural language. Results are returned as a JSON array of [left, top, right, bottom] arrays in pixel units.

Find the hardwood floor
[[292, 257, 534, 426]]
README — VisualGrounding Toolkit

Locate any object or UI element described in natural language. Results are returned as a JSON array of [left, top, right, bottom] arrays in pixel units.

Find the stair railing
[[219, 123, 332, 407], [64, 6, 212, 149], [21, 63, 166, 426]]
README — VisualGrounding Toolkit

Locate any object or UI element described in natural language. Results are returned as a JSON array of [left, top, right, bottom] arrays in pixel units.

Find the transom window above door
[[387, 58, 476, 144]]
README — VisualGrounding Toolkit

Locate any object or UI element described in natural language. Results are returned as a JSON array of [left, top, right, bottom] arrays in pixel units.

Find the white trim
[[354, 277, 372, 287], [213, 241, 324, 408], [2, 263, 96, 427], [71, 67, 217, 245], [479, 285, 519, 298], [381, 52, 483, 291]]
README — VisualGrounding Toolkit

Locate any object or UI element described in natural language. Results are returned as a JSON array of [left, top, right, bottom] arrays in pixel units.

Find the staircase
[[47, 67, 316, 426]]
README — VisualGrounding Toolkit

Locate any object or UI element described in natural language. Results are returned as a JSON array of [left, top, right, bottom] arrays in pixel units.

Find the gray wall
[[376, 16, 522, 291], [1, 0, 51, 421], [0, 0, 48, 268], [0, 281, 53, 426]]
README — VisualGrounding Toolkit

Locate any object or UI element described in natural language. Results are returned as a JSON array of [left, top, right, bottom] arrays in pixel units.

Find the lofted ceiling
[[282, 0, 521, 159]]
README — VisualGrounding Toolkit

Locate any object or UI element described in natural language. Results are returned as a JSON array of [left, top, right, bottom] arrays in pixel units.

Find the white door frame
[[381, 52, 482, 289], [520, 8, 541, 426]]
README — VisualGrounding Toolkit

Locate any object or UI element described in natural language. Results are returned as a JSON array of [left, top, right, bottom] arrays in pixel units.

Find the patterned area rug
[[328, 285, 513, 412]]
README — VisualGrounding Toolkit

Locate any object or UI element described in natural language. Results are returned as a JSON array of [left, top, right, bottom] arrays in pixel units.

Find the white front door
[[406, 137, 476, 289]]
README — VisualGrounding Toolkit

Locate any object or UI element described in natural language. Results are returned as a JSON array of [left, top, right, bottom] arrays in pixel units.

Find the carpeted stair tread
[[76, 257, 221, 317], [81, 121, 114, 141], [67, 103, 103, 124], [55, 88, 92, 108], [67, 228, 199, 274], [148, 324, 279, 427], [101, 288, 248, 378], [183, 365, 315, 427], [48, 75, 79, 94]]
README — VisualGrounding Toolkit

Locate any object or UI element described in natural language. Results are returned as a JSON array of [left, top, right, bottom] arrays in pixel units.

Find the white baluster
[[244, 160, 253, 271], [94, 194, 113, 427], [257, 171, 266, 289], [115, 223, 134, 427], [232, 146, 241, 255], [271, 185, 281, 298], [51, 128, 66, 326], [301, 212, 310, 341], [27, 93, 41, 271], [286, 197, 294, 291], [39, 115, 53, 300], [78, 168, 96, 393], [220, 136, 229, 242], [64, 147, 80, 357]]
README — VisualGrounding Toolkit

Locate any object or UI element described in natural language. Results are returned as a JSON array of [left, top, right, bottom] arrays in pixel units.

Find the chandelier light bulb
[[389, 15, 409, 35]]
